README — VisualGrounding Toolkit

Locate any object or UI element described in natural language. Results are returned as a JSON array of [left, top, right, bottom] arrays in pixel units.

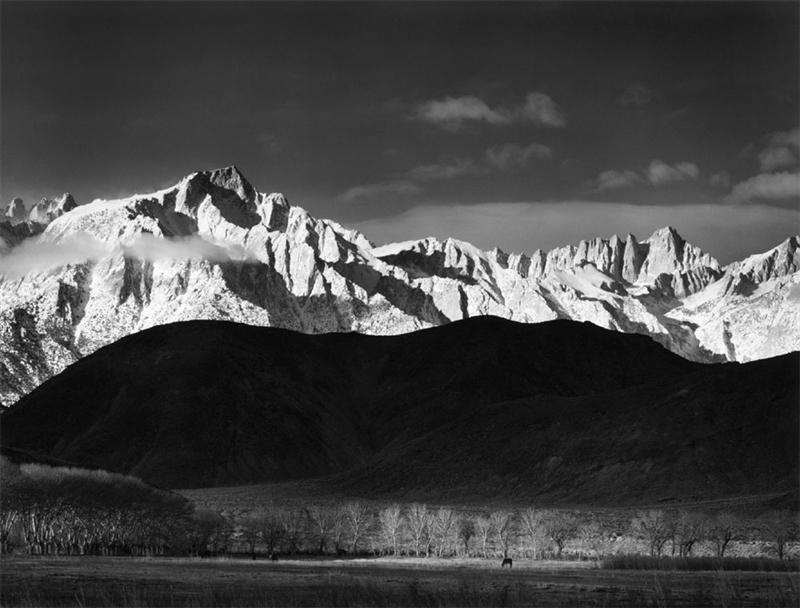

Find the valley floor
[[1, 555, 798, 607]]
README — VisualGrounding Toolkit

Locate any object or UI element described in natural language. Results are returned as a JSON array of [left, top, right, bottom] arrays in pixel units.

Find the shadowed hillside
[[1, 317, 796, 504]]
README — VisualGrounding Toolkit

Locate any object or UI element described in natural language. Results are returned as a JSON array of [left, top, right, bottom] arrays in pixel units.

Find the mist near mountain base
[[0, 233, 252, 278]]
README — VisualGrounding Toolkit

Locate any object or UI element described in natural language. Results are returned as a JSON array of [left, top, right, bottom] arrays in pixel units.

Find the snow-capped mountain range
[[1, 165, 798, 407]]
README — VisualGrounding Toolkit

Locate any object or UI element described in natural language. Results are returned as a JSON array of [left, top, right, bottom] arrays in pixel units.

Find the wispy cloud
[[593, 160, 699, 191], [594, 169, 643, 191], [342, 141, 554, 202], [646, 160, 699, 185], [0, 233, 251, 279], [725, 171, 800, 204], [257, 131, 282, 154], [416, 92, 565, 130], [757, 126, 799, 172], [619, 83, 653, 107], [0, 233, 108, 278], [405, 158, 480, 182], [518, 93, 565, 127], [339, 180, 422, 203], [417, 96, 508, 128], [485, 142, 553, 170], [709, 171, 731, 189]]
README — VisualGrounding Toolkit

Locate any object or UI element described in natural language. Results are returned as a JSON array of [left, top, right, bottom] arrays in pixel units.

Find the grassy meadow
[[2, 555, 799, 607]]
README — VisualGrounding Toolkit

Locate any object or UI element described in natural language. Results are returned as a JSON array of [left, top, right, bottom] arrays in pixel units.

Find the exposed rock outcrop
[[0, 166, 797, 406]]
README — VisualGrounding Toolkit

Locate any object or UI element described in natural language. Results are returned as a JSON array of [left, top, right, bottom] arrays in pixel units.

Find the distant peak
[[195, 165, 256, 203], [4, 197, 27, 223], [183, 165, 256, 202], [647, 225, 684, 243]]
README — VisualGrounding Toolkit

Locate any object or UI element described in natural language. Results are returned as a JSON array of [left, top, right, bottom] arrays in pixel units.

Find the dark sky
[[2, 1, 798, 262]]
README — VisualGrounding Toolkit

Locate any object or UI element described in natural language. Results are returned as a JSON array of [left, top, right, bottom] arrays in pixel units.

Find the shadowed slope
[[1, 317, 796, 504]]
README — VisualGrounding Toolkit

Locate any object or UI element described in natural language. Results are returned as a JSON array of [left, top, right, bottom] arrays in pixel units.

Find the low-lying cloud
[[354, 200, 798, 265], [0, 233, 252, 279]]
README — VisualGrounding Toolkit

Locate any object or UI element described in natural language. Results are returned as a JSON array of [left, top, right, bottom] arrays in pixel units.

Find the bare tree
[[674, 511, 705, 557], [578, 519, 606, 560], [379, 504, 404, 556], [457, 517, 476, 557], [757, 510, 799, 560], [631, 510, 671, 557], [330, 506, 348, 553], [307, 505, 334, 554], [541, 510, 578, 559], [279, 509, 304, 555], [475, 515, 493, 558], [343, 502, 370, 554], [706, 511, 743, 558], [257, 509, 285, 557], [237, 514, 262, 559], [489, 510, 514, 558], [431, 508, 455, 557], [520, 507, 546, 559], [406, 503, 429, 557]]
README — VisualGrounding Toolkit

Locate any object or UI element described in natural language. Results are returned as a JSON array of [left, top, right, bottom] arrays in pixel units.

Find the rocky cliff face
[[0, 166, 797, 406], [3, 198, 27, 225]]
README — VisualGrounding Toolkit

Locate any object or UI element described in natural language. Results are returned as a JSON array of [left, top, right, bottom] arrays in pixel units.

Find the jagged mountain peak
[[196, 164, 256, 204], [646, 225, 683, 243], [726, 233, 800, 283], [4, 198, 26, 224], [28, 193, 77, 224], [0, 167, 798, 407]]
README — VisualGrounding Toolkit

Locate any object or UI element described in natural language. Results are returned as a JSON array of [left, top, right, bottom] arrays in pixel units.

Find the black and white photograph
[[0, 1, 798, 606]]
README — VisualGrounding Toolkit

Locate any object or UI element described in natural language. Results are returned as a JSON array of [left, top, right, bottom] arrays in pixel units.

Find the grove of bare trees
[[2, 457, 797, 561]]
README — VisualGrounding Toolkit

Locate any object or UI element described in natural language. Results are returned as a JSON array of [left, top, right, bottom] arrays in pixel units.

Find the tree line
[[1, 458, 796, 559]]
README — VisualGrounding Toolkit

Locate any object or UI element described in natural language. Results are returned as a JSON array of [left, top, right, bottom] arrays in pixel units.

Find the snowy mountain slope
[[0, 165, 797, 406]]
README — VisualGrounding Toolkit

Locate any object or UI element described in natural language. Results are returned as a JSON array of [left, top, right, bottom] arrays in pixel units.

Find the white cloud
[[417, 96, 508, 128], [518, 93, 565, 127], [758, 146, 797, 172], [123, 234, 251, 263], [768, 126, 799, 148], [595, 169, 643, 191], [725, 171, 800, 204], [353, 201, 799, 264], [646, 160, 699, 185], [485, 142, 553, 170], [0, 233, 251, 279], [417, 92, 565, 129], [406, 159, 480, 182], [593, 160, 699, 191], [754, 127, 799, 172], [0, 233, 108, 278], [339, 180, 422, 203], [345, 142, 555, 200]]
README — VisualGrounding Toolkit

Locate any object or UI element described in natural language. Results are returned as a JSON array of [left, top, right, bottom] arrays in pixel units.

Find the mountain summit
[[0, 166, 798, 406]]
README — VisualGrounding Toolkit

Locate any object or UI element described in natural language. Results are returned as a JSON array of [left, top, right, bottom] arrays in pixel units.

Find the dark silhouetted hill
[[1, 317, 796, 504]]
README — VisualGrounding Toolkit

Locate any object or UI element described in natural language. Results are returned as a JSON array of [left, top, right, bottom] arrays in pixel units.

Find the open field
[[1, 556, 798, 607]]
